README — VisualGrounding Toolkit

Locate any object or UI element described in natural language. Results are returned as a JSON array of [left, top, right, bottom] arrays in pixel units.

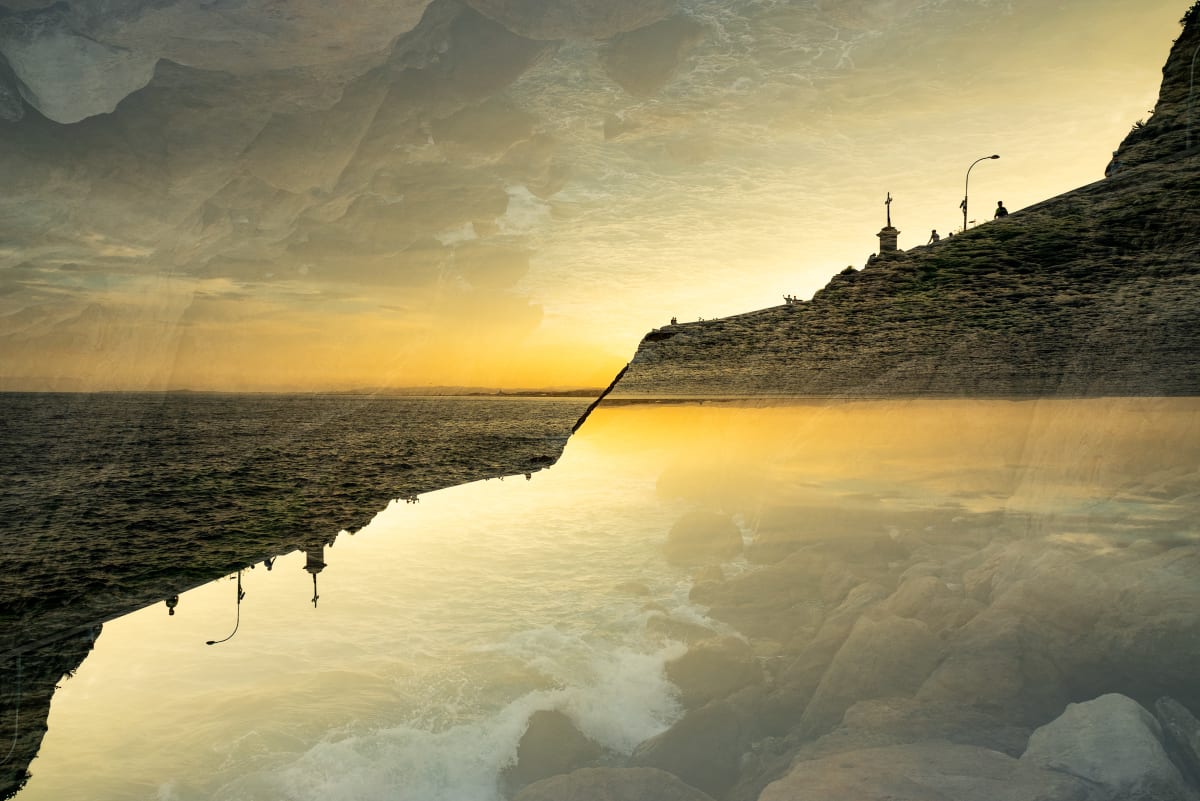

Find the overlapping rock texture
[[612, 3, 1200, 400], [497, 8, 1200, 801]]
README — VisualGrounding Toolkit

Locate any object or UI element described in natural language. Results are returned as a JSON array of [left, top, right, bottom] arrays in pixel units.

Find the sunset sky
[[0, 0, 1189, 391]]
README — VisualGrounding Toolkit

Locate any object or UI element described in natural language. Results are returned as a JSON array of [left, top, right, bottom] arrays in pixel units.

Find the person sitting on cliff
[[994, 201, 1009, 219], [928, 229, 940, 244]]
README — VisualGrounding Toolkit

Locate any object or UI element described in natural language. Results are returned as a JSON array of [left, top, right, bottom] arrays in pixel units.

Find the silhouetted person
[[994, 201, 1009, 219], [165, 595, 179, 616], [928, 229, 940, 244], [670, 316, 677, 325]]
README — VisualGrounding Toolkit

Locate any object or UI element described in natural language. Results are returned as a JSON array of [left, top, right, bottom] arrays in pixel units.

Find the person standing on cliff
[[994, 201, 1009, 218]]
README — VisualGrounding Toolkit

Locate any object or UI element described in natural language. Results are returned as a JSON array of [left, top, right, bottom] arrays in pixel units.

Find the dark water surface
[[2, 393, 590, 647], [3, 397, 1199, 801]]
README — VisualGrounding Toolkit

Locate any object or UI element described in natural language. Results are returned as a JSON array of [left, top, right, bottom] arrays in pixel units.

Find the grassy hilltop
[[613, 5, 1200, 399]]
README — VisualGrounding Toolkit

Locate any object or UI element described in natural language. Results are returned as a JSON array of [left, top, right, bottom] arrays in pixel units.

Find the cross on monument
[[885, 192, 893, 227]]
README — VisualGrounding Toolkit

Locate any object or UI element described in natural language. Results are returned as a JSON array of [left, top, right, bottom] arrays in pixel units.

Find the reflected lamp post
[[962, 154, 999, 231]]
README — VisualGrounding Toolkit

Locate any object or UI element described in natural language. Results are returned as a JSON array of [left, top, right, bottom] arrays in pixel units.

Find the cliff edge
[[612, 5, 1200, 400]]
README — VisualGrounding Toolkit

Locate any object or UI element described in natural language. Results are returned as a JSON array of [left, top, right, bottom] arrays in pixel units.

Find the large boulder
[[1020, 693, 1196, 801], [631, 693, 760, 798], [1156, 697, 1200, 787], [665, 636, 763, 709], [502, 710, 604, 794], [759, 741, 1091, 801], [797, 612, 942, 738], [513, 766, 715, 801], [462, 0, 672, 41], [599, 15, 705, 97], [0, 21, 158, 123]]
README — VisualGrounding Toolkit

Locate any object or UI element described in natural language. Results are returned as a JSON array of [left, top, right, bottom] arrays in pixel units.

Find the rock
[[884, 574, 977, 635], [772, 581, 890, 711], [463, 0, 673, 41], [759, 741, 1091, 801], [1156, 697, 1200, 787], [513, 766, 715, 801], [631, 696, 754, 798], [797, 612, 942, 738], [824, 697, 1033, 757], [666, 636, 763, 709], [663, 510, 742, 566], [0, 55, 24, 121], [82, 0, 434, 76], [645, 612, 717, 644], [241, 71, 390, 194], [1021, 693, 1195, 801], [599, 15, 705, 97], [0, 18, 158, 124], [503, 710, 604, 794]]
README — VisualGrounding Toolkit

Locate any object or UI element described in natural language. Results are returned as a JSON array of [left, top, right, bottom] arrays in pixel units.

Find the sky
[[0, 0, 1190, 391]]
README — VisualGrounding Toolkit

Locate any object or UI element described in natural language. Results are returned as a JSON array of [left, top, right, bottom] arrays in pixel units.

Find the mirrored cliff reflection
[[7, 399, 1200, 801]]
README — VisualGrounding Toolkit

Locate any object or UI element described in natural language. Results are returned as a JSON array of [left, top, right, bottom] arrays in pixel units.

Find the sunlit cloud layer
[[0, 0, 1187, 390]]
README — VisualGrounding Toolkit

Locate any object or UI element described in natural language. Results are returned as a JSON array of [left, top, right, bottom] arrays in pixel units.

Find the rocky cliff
[[611, 5, 1200, 400]]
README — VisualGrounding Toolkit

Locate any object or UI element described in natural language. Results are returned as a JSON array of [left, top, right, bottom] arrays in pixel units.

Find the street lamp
[[962, 154, 999, 231]]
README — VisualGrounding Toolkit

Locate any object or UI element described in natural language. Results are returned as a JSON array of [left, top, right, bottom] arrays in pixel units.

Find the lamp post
[[962, 154, 999, 231]]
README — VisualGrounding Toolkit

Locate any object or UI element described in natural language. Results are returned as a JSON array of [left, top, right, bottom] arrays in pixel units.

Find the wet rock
[[503, 710, 604, 794], [242, 72, 390, 194], [773, 581, 889, 706], [1021, 693, 1195, 801], [631, 695, 757, 798], [82, 0, 433, 76], [0, 15, 158, 123], [666, 636, 763, 709], [797, 612, 942, 738], [0, 55, 24, 121], [823, 697, 1033, 757], [760, 741, 1091, 801], [463, 0, 673, 41], [513, 766, 715, 801], [1156, 697, 1200, 787], [645, 613, 717, 644], [663, 510, 742, 566], [883, 574, 978, 636], [599, 15, 705, 97]]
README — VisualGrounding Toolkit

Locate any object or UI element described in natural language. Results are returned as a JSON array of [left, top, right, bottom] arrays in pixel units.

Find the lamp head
[[990, 154, 1000, 159]]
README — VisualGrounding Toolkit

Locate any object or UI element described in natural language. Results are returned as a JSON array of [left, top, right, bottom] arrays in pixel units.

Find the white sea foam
[[217, 640, 684, 801]]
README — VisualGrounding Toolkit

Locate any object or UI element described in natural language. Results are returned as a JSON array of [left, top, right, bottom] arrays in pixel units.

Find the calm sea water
[[5, 398, 1199, 801], [0, 393, 591, 655], [7, 399, 708, 801]]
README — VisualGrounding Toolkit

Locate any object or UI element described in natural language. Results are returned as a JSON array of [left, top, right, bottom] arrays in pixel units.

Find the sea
[[0, 393, 707, 801], [3, 394, 1199, 801]]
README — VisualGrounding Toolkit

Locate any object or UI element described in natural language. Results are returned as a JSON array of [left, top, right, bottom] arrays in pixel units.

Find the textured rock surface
[[599, 15, 706, 97], [760, 742, 1091, 801], [463, 0, 673, 40], [503, 710, 605, 794], [1157, 697, 1200, 787], [513, 766, 716, 801], [1021, 693, 1197, 801], [0, 22, 158, 123], [614, 146, 1200, 398], [797, 613, 942, 738], [665, 636, 763, 709], [611, 7, 1200, 400]]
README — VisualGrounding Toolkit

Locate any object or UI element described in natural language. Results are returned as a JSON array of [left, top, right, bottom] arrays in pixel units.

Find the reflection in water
[[7, 399, 1200, 801]]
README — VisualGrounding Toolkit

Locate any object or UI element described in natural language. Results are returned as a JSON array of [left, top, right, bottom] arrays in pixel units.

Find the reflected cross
[[885, 192, 893, 227]]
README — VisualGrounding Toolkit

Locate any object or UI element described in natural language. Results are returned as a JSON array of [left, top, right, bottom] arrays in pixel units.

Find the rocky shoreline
[[612, 5, 1200, 402], [501, 493, 1200, 801]]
